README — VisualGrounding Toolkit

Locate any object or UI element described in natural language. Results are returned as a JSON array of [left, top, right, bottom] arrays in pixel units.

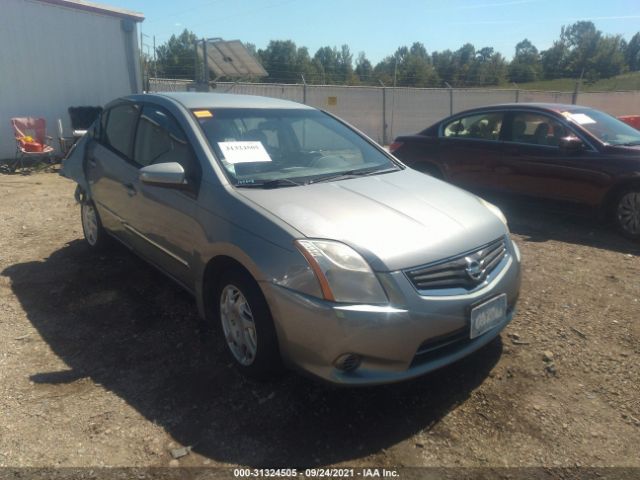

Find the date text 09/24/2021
[[233, 468, 400, 478]]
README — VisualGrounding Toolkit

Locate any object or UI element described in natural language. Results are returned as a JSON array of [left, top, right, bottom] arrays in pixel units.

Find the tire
[[613, 186, 640, 240], [214, 268, 282, 379], [80, 200, 110, 250]]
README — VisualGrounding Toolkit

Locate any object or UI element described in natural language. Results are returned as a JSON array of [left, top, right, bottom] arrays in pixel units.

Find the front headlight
[[294, 239, 388, 304], [479, 197, 508, 226]]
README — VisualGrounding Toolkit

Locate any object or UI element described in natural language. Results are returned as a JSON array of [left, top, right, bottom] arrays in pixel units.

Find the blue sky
[[108, 0, 640, 63]]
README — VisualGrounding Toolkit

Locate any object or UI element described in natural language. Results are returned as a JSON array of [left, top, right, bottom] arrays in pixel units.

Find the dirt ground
[[0, 170, 639, 471]]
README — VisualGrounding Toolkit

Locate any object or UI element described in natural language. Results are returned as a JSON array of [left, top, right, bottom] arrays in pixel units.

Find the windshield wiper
[[618, 141, 640, 146], [235, 178, 303, 189], [308, 166, 399, 184]]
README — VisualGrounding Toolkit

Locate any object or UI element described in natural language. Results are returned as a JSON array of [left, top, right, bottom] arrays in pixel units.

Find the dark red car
[[390, 103, 640, 239]]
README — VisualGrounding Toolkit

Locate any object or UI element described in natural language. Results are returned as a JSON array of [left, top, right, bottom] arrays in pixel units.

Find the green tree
[[508, 39, 542, 83], [541, 40, 569, 79], [451, 43, 476, 85], [312, 45, 355, 84], [258, 40, 316, 83], [561, 21, 601, 78], [156, 29, 198, 79], [590, 35, 626, 80], [338, 45, 358, 84], [374, 43, 438, 87], [625, 32, 640, 71], [355, 52, 374, 84], [432, 49, 455, 86], [403, 42, 439, 86], [313, 46, 339, 84], [473, 49, 507, 85]]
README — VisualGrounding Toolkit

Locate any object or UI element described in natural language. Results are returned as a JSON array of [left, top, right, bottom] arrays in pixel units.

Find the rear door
[[497, 111, 608, 205], [437, 110, 506, 190], [86, 102, 140, 242]]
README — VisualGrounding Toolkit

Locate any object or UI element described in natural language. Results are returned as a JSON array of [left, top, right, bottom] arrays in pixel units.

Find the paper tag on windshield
[[217, 141, 272, 164], [564, 112, 596, 125]]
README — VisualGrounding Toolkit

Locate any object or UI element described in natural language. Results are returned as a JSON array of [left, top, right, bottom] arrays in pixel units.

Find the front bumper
[[261, 240, 521, 386]]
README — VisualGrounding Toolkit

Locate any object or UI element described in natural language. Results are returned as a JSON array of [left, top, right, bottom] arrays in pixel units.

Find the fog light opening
[[334, 353, 362, 372]]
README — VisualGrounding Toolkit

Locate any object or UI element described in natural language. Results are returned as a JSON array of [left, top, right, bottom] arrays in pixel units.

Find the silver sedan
[[63, 92, 521, 385]]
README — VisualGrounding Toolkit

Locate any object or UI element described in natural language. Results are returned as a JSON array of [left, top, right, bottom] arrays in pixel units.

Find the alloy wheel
[[617, 191, 640, 236], [219, 284, 258, 366], [82, 203, 99, 246]]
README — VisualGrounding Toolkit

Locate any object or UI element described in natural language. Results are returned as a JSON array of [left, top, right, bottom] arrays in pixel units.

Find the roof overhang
[[34, 0, 144, 22]]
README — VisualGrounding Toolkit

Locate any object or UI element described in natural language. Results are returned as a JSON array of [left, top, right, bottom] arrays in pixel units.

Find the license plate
[[470, 294, 507, 339]]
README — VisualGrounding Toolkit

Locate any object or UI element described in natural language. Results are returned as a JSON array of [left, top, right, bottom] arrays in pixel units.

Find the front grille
[[405, 237, 507, 292]]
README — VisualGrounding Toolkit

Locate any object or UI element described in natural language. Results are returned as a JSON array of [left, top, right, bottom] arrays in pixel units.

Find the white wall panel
[[148, 79, 640, 146], [386, 88, 450, 140], [0, 0, 140, 159], [519, 91, 574, 104], [304, 86, 383, 143], [220, 83, 304, 103], [577, 91, 640, 116]]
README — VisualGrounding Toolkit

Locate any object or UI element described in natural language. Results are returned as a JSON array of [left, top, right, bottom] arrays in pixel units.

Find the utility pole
[[140, 32, 150, 89], [573, 68, 584, 105], [445, 81, 453, 116], [203, 38, 208, 86], [301, 74, 307, 104], [393, 55, 398, 88], [193, 40, 199, 83], [379, 79, 387, 145], [153, 35, 157, 79]]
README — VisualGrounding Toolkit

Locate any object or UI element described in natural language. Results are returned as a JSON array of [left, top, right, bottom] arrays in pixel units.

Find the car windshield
[[193, 108, 398, 187], [563, 108, 640, 146]]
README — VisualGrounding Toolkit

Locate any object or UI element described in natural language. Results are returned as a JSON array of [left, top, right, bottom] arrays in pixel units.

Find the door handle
[[123, 183, 137, 197]]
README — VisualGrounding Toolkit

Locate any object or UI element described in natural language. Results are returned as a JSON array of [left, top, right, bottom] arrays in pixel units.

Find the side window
[[508, 112, 568, 147], [103, 104, 139, 158], [134, 105, 200, 185], [443, 112, 504, 140]]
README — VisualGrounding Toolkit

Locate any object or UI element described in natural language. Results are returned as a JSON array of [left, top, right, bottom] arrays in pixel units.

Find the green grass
[[512, 71, 640, 92]]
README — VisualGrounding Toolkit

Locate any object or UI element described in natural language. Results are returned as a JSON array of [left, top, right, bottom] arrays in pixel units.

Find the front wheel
[[614, 187, 640, 240], [81, 200, 110, 250], [215, 269, 281, 379]]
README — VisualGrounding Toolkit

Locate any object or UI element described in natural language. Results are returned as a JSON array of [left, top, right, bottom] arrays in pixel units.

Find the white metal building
[[0, 0, 144, 160]]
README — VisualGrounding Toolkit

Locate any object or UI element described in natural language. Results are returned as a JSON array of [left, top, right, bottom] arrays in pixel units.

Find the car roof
[[138, 92, 315, 110], [456, 102, 592, 115]]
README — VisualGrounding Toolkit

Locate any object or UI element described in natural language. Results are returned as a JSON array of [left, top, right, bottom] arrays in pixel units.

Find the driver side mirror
[[139, 162, 187, 188], [559, 136, 584, 152]]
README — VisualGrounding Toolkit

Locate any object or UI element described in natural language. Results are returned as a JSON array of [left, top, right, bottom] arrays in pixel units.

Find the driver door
[[124, 105, 203, 288], [496, 111, 608, 205]]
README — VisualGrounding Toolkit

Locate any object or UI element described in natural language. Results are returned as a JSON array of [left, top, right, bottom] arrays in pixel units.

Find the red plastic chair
[[10, 117, 55, 172]]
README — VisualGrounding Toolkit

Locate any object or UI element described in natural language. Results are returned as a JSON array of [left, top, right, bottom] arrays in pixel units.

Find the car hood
[[604, 144, 640, 156], [237, 168, 508, 271]]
